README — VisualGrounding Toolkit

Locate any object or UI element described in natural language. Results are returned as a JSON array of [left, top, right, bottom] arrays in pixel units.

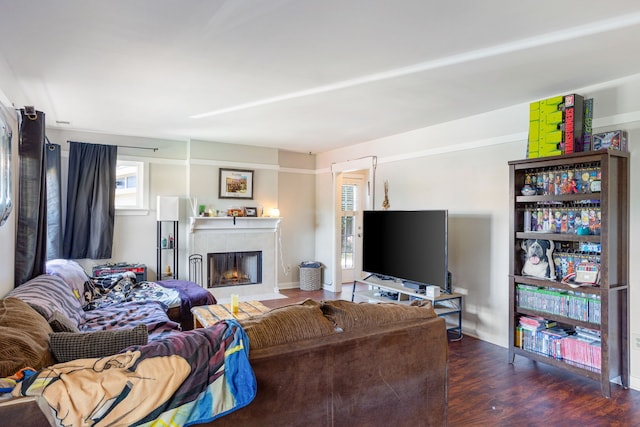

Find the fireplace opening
[[207, 251, 262, 288]]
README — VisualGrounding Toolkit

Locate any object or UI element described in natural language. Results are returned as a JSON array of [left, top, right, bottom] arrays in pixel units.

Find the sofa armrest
[[0, 397, 55, 427]]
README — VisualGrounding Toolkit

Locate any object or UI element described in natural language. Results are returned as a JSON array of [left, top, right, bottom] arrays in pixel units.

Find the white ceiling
[[2, 1, 640, 153]]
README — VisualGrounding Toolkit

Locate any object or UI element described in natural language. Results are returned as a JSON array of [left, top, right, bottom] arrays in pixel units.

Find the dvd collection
[[516, 283, 601, 323], [516, 315, 601, 371]]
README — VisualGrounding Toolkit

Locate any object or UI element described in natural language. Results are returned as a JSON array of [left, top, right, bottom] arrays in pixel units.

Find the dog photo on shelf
[[521, 239, 555, 280]]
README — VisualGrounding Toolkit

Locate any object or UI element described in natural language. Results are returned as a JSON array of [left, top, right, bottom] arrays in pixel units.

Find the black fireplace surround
[[207, 251, 262, 288]]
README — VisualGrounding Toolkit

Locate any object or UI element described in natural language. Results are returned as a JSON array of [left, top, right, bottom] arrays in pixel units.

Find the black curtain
[[15, 109, 47, 287], [46, 142, 63, 260], [63, 141, 117, 259]]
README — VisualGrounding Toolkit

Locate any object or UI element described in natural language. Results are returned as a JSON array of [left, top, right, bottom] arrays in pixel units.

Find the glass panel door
[[341, 178, 362, 283]]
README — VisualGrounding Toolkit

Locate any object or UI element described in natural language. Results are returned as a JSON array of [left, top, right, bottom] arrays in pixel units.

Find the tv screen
[[362, 210, 448, 290]]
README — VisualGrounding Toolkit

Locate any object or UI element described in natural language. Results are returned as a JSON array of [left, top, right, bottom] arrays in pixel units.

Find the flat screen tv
[[362, 210, 449, 291]]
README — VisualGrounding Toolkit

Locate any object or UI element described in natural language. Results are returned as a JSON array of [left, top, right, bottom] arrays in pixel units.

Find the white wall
[[316, 73, 640, 390], [186, 141, 316, 287], [0, 125, 317, 294], [277, 150, 317, 287]]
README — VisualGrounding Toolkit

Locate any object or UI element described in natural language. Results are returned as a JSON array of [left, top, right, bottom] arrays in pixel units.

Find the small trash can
[[299, 261, 323, 291]]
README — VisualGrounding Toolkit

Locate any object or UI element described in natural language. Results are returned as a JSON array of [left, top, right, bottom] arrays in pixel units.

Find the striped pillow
[[8, 275, 85, 327]]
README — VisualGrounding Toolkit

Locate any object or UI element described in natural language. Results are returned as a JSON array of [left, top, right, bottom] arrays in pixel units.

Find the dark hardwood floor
[[259, 287, 640, 426]]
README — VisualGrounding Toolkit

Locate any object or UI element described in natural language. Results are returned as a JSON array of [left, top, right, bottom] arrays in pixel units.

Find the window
[[0, 116, 12, 227], [115, 159, 148, 211], [340, 184, 357, 269]]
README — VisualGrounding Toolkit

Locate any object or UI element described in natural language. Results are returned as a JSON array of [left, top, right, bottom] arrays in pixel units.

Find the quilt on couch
[[81, 300, 182, 341], [13, 319, 256, 426], [7, 275, 182, 340], [86, 273, 181, 310]]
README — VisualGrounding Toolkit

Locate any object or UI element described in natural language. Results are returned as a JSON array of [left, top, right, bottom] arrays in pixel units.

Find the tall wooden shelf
[[508, 150, 629, 398]]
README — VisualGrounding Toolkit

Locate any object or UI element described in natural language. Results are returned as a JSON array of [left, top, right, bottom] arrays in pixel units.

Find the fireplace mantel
[[190, 216, 281, 232], [188, 216, 281, 298]]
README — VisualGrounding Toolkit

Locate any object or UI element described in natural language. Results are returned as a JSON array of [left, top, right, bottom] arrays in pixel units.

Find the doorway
[[330, 157, 376, 293]]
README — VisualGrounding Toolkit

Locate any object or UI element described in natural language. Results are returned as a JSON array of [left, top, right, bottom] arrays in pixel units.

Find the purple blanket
[[82, 300, 181, 340], [155, 279, 217, 329]]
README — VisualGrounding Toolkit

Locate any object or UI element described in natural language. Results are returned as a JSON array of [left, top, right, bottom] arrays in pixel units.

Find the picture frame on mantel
[[219, 168, 254, 199]]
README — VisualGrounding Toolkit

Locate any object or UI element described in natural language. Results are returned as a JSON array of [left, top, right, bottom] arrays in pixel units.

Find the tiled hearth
[[188, 217, 281, 301]]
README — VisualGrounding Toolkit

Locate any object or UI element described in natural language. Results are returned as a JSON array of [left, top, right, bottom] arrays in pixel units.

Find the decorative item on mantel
[[267, 208, 280, 218], [228, 207, 244, 217], [244, 207, 258, 217]]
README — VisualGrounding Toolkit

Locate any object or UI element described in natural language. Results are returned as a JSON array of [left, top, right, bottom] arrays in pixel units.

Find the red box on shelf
[[92, 263, 147, 282]]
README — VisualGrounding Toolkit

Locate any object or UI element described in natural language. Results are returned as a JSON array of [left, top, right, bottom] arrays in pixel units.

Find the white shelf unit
[[352, 275, 462, 340]]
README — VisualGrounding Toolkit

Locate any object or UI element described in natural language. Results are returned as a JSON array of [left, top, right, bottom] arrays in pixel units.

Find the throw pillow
[[49, 311, 80, 333], [45, 258, 92, 305], [49, 324, 149, 363], [0, 297, 55, 376], [320, 299, 436, 332], [7, 274, 85, 327], [239, 299, 335, 350]]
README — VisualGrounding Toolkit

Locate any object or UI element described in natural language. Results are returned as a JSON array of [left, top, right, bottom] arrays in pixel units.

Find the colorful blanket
[[85, 274, 181, 311], [13, 320, 256, 426]]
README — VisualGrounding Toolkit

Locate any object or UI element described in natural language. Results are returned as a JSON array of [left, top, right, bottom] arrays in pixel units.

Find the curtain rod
[[67, 140, 158, 152]]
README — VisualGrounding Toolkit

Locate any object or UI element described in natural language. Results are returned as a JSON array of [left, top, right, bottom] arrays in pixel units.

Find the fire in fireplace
[[207, 251, 262, 288]]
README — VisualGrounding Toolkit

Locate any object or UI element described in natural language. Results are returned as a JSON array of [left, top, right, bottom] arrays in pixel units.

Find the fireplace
[[189, 216, 281, 300], [208, 251, 262, 288]]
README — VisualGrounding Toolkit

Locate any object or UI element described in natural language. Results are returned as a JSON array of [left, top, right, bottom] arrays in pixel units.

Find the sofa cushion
[[0, 297, 55, 376], [49, 324, 149, 363], [45, 259, 92, 306], [49, 311, 80, 333], [239, 299, 335, 350], [320, 299, 437, 331], [7, 275, 85, 327]]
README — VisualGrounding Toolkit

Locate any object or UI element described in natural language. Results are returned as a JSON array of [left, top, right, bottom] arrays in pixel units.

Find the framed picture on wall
[[219, 168, 254, 199]]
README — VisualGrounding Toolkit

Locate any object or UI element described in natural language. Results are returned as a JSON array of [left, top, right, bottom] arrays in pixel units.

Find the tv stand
[[352, 275, 462, 340]]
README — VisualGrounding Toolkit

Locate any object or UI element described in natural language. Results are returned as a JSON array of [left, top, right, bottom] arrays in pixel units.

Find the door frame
[[330, 157, 376, 293]]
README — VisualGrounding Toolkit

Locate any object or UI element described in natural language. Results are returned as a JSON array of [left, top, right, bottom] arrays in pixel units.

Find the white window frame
[[115, 157, 149, 215]]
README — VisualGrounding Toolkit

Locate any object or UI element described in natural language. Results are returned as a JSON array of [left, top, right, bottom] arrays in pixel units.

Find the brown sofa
[[0, 298, 448, 426], [205, 299, 449, 427]]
